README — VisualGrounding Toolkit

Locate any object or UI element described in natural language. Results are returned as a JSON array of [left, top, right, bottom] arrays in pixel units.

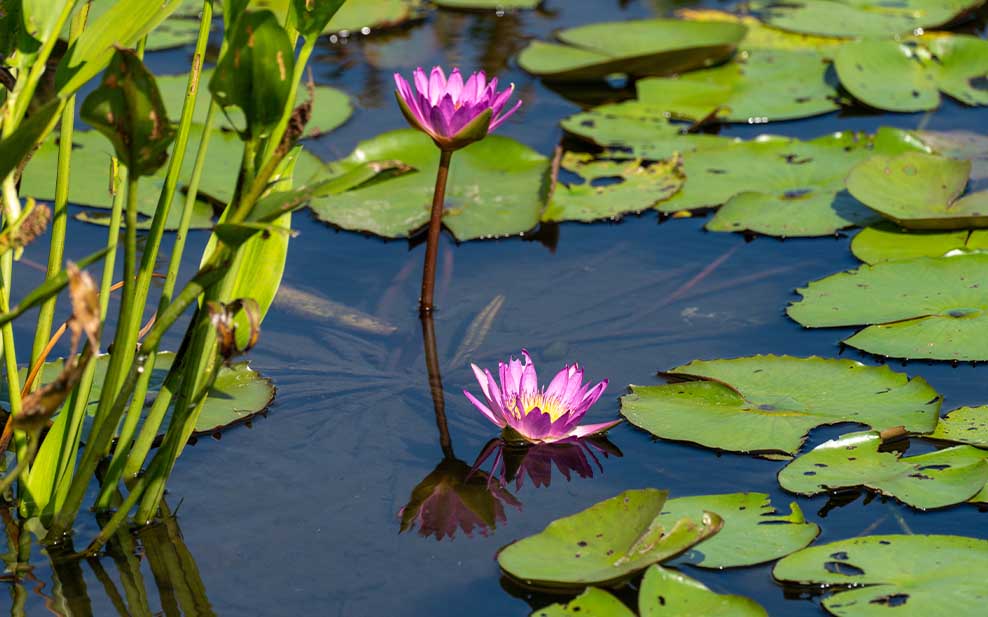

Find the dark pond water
[[6, 1, 988, 615]]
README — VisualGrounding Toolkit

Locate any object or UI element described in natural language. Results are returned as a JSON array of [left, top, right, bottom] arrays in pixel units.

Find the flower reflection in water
[[472, 436, 622, 491]]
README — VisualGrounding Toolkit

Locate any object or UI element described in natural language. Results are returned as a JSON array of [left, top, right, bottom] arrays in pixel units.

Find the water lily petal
[[544, 365, 572, 400], [514, 407, 553, 441], [471, 363, 492, 400], [447, 68, 464, 103], [413, 67, 430, 97], [490, 98, 522, 131], [429, 66, 447, 104], [464, 390, 504, 428], [570, 419, 622, 439]]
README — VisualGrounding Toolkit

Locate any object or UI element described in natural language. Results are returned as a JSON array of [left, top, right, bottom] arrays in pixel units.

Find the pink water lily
[[464, 351, 620, 444], [393, 66, 522, 152]]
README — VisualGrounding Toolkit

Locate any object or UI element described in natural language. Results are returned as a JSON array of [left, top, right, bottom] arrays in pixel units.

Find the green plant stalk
[[0, 251, 26, 465], [258, 36, 316, 168], [95, 0, 214, 509]]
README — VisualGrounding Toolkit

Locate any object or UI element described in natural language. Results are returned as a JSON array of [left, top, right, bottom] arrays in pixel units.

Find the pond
[[4, 0, 988, 615]]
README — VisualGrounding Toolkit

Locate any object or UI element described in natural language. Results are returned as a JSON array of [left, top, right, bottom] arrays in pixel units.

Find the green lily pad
[[847, 152, 988, 230], [676, 9, 846, 55], [773, 534, 988, 616], [157, 69, 352, 138], [834, 36, 988, 113], [497, 489, 723, 589], [852, 223, 988, 264], [930, 406, 988, 447], [707, 190, 880, 238], [639, 566, 768, 617], [659, 493, 819, 568], [434, 0, 539, 8], [517, 19, 747, 82], [620, 355, 941, 456], [532, 588, 635, 617], [635, 49, 839, 123], [916, 130, 988, 182], [754, 0, 986, 37], [307, 129, 549, 240], [787, 255, 988, 361], [779, 431, 988, 509], [542, 153, 684, 223]]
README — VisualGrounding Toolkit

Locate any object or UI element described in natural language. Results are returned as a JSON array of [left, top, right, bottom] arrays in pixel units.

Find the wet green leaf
[[307, 129, 549, 240], [779, 431, 988, 509], [930, 406, 988, 447], [498, 489, 722, 589], [677, 9, 846, 55], [852, 224, 988, 264], [754, 0, 985, 37], [834, 36, 988, 113], [292, 0, 346, 36], [787, 255, 988, 361], [636, 49, 838, 123], [532, 588, 635, 617], [620, 355, 941, 456], [916, 130, 988, 182], [639, 566, 768, 617], [80, 49, 176, 177], [542, 153, 684, 223], [847, 152, 988, 230], [517, 19, 746, 82], [774, 534, 988, 616], [659, 493, 819, 568], [707, 190, 879, 238]]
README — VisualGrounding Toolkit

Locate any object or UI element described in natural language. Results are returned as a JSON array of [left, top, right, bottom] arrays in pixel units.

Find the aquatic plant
[[393, 66, 521, 312], [464, 350, 620, 444]]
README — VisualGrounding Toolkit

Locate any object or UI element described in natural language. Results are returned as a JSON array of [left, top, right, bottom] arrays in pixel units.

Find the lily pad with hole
[[930, 406, 988, 447], [517, 19, 747, 82], [542, 153, 685, 222], [620, 355, 941, 457], [774, 534, 988, 616], [787, 255, 988, 361], [497, 489, 723, 589], [307, 129, 549, 240], [834, 36, 988, 113], [531, 588, 635, 617], [778, 431, 988, 509], [635, 49, 839, 123], [676, 9, 846, 55], [846, 152, 988, 230], [754, 0, 986, 37], [852, 223, 988, 264]]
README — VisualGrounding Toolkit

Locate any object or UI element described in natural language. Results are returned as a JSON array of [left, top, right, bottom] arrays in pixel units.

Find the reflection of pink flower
[[473, 437, 622, 490], [399, 458, 520, 541], [393, 66, 521, 152], [464, 350, 620, 444]]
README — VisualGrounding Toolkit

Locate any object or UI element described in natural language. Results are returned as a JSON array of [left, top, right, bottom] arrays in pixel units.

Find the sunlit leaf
[[639, 566, 768, 617], [754, 0, 986, 37], [930, 406, 988, 448], [851, 224, 988, 264], [530, 587, 634, 617]]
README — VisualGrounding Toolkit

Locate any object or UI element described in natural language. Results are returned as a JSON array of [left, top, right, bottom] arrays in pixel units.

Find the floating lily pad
[[635, 49, 839, 123], [930, 406, 988, 447], [852, 223, 988, 264], [659, 493, 819, 568], [620, 355, 940, 456], [497, 489, 722, 589], [754, 0, 986, 37], [639, 566, 768, 617], [916, 130, 988, 183], [787, 255, 988, 361], [307, 129, 549, 240], [707, 190, 879, 238], [773, 534, 988, 616], [157, 69, 353, 138], [517, 19, 747, 82], [542, 153, 684, 223], [532, 588, 635, 617], [434, 0, 539, 8], [676, 9, 845, 54], [834, 36, 988, 113], [779, 431, 988, 509], [847, 152, 988, 230]]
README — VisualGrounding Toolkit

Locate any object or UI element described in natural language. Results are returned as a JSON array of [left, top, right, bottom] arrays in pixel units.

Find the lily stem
[[420, 313, 452, 459], [419, 149, 453, 314]]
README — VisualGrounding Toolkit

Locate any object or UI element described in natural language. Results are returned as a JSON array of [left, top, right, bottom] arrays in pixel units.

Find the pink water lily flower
[[394, 66, 522, 151], [464, 351, 620, 444]]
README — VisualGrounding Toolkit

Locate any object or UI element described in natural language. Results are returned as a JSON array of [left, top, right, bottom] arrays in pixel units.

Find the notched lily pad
[[542, 153, 685, 223], [847, 152, 988, 230], [638, 566, 768, 617], [532, 587, 634, 617], [779, 431, 988, 509], [787, 254, 988, 361], [754, 0, 986, 37], [517, 19, 747, 82], [497, 488, 722, 589], [620, 355, 941, 456], [930, 406, 988, 448], [774, 534, 988, 616], [852, 223, 988, 264], [659, 493, 819, 568]]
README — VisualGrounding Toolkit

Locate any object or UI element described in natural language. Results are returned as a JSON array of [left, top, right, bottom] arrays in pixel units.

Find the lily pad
[[635, 49, 839, 123], [638, 566, 768, 617], [659, 493, 819, 568], [773, 534, 988, 616], [916, 130, 988, 183], [532, 588, 634, 617], [707, 190, 880, 238], [157, 69, 353, 138], [620, 355, 941, 456], [779, 431, 988, 509], [542, 153, 685, 223], [787, 255, 988, 361], [852, 223, 988, 264], [834, 36, 988, 113], [517, 19, 747, 82], [754, 0, 986, 37], [847, 152, 988, 230], [930, 406, 988, 447], [676, 9, 845, 55], [307, 129, 549, 240], [497, 489, 722, 589]]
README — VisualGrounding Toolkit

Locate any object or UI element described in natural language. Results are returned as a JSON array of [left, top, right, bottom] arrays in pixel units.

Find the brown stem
[[420, 312, 453, 459], [420, 149, 453, 314]]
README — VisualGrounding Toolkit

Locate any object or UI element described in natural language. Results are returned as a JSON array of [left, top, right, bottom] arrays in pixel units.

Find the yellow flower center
[[517, 393, 567, 422]]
